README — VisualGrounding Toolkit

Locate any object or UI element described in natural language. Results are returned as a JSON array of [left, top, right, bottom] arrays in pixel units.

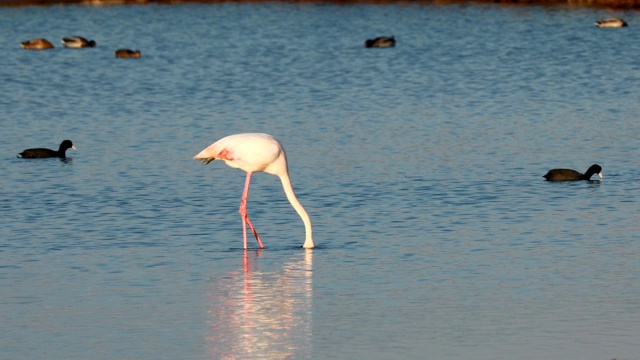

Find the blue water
[[1, 2, 639, 359]]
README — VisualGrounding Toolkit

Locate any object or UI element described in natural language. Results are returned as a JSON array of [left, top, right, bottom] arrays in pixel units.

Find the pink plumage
[[194, 133, 315, 249]]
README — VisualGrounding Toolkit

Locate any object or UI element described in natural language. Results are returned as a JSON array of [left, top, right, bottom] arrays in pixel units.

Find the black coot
[[543, 164, 602, 181], [18, 140, 76, 159]]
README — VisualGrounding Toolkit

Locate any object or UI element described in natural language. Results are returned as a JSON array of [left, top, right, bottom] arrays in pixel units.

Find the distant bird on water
[[61, 36, 96, 48], [20, 38, 54, 50], [543, 164, 603, 181], [18, 140, 76, 159], [194, 133, 315, 250], [595, 18, 627, 28], [115, 49, 141, 58], [364, 36, 395, 48]]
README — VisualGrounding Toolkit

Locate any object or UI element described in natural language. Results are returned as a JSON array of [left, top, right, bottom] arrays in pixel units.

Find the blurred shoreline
[[0, 0, 638, 9]]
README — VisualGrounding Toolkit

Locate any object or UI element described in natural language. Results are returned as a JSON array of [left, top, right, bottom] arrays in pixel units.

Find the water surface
[[1, 3, 639, 359]]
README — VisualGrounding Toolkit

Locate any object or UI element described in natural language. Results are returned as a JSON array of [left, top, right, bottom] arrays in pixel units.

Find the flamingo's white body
[[194, 133, 315, 249]]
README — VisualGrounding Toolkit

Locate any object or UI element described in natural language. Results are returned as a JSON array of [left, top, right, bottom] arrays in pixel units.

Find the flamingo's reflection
[[207, 250, 313, 359]]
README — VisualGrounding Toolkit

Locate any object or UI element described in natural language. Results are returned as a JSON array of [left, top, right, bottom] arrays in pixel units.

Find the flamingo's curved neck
[[279, 173, 314, 249]]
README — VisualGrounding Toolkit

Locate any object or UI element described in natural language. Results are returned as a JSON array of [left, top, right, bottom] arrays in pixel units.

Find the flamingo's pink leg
[[239, 172, 265, 249], [244, 217, 263, 248]]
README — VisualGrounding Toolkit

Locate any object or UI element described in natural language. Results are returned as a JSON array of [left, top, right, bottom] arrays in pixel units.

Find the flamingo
[[194, 133, 315, 250]]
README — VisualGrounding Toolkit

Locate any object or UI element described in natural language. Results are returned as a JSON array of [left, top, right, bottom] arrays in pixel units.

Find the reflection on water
[[206, 251, 313, 359], [3, 2, 640, 359]]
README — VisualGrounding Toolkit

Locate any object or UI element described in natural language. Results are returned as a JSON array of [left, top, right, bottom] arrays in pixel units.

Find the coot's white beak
[[72, 145, 77, 150], [598, 171, 603, 180]]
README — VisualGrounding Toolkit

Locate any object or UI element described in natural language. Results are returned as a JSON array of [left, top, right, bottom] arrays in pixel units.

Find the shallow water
[[1, 2, 639, 359]]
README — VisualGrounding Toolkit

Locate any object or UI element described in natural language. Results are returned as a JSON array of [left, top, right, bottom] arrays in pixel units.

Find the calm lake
[[1, 2, 639, 359]]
